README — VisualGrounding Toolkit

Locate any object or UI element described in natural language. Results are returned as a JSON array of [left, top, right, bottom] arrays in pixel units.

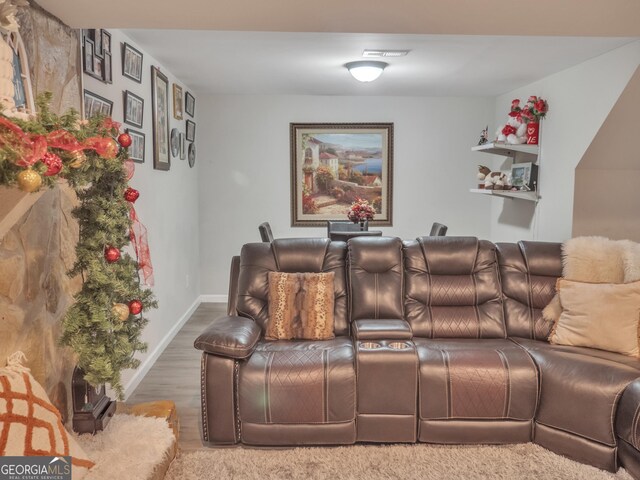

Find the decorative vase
[[359, 219, 368, 231], [526, 122, 539, 145]]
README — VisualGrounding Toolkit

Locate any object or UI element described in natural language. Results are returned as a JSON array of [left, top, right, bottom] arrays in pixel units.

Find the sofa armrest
[[194, 316, 261, 359], [352, 319, 412, 340]]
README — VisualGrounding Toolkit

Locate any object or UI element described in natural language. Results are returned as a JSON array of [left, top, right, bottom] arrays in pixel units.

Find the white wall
[[198, 94, 495, 295], [489, 40, 640, 243], [82, 30, 201, 397]]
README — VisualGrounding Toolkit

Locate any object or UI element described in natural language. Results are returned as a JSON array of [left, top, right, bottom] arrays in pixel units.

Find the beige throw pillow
[[549, 279, 640, 357], [266, 272, 335, 341]]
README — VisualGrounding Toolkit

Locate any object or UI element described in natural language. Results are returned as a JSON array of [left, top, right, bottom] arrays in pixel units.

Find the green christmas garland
[[0, 94, 156, 397]]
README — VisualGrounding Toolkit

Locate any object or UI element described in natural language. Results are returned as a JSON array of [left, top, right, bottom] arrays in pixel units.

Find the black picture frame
[[122, 42, 143, 83], [185, 91, 195, 117], [104, 51, 112, 84], [83, 37, 95, 75], [123, 90, 144, 128], [127, 129, 146, 163], [101, 30, 112, 54], [82, 28, 112, 83], [92, 29, 103, 58], [185, 119, 196, 142], [151, 66, 170, 171], [83, 90, 113, 119]]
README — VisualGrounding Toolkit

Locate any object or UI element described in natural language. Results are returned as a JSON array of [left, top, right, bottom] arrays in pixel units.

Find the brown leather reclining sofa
[[194, 236, 640, 477]]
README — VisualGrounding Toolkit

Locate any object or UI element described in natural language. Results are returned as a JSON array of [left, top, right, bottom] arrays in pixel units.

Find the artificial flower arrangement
[[347, 197, 376, 223]]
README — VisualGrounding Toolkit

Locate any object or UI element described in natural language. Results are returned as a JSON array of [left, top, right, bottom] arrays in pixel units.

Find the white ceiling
[[123, 31, 636, 96]]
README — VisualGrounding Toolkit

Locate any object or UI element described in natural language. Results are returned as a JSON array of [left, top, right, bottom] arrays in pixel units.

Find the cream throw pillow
[[0, 352, 94, 479], [549, 279, 640, 357]]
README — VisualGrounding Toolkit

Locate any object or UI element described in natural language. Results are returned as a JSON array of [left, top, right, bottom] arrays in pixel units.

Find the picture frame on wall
[[122, 42, 143, 83], [151, 66, 170, 171], [104, 51, 112, 83], [185, 91, 195, 117], [170, 128, 179, 158], [83, 90, 113, 119], [172, 84, 183, 120], [83, 37, 95, 75], [82, 28, 112, 83], [123, 90, 144, 128], [188, 142, 196, 168], [185, 119, 195, 142], [127, 129, 145, 163], [179, 132, 186, 160], [289, 122, 394, 227]]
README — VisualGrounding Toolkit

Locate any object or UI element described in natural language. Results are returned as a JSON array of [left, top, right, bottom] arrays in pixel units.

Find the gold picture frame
[[173, 83, 183, 120]]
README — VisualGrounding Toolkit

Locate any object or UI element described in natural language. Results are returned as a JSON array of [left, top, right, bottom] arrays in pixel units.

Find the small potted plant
[[347, 197, 375, 230]]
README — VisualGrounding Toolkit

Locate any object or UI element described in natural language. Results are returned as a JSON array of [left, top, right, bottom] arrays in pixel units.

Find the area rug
[[165, 443, 631, 480], [74, 414, 175, 480]]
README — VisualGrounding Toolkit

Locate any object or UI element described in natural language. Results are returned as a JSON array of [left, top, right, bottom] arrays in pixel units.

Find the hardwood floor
[[127, 302, 226, 452]]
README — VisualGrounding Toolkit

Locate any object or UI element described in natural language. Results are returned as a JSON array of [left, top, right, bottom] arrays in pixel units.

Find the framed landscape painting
[[151, 66, 170, 171], [290, 123, 394, 227]]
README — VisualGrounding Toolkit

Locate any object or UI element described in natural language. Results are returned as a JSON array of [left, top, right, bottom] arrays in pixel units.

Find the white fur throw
[[542, 237, 640, 323]]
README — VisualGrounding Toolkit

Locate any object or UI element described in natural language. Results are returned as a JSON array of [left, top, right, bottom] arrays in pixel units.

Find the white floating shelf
[[469, 188, 539, 203], [471, 142, 539, 159]]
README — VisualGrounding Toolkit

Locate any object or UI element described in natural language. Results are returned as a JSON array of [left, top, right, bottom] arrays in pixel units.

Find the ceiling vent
[[362, 49, 410, 58]]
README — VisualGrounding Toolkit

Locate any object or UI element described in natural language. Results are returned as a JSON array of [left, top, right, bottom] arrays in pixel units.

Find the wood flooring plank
[[127, 302, 226, 451]]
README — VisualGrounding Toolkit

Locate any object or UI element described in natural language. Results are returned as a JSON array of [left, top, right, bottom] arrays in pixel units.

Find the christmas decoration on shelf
[[495, 96, 549, 146], [117, 132, 132, 148], [0, 93, 157, 397], [104, 246, 121, 263]]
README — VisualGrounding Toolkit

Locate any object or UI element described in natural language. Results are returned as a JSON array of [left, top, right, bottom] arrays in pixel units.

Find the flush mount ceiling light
[[345, 61, 388, 83]]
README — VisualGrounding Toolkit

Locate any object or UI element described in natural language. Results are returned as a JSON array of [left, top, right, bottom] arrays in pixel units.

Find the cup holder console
[[388, 342, 411, 350], [360, 341, 382, 350]]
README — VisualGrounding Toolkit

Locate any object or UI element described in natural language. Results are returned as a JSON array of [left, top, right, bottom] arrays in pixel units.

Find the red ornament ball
[[104, 246, 121, 263], [118, 132, 132, 148], [129, 299, 143, 315], [124, 187, 140, 203], [41, 152, 63, 176]]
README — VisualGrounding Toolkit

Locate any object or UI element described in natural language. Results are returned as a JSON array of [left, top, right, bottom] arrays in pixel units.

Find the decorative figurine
[[478, 125, 489, 145]]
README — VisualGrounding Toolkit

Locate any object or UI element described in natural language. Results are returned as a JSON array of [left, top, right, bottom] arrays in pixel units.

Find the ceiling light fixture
[[345, 61, 388, 83]]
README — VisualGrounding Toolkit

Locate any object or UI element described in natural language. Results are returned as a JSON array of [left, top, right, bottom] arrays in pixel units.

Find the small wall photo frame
[[186, 119, 195, 142], [185, 91, 195, 117], [151, 66, 170, 171], [173, 84, 183, 120], [122, 42, 143, 83], [83, 90, 113, 119], [127, 129, 145, 163], [179, 133, 186, 160], [510, 162, 539, 191], [123, 90, 144, 128]]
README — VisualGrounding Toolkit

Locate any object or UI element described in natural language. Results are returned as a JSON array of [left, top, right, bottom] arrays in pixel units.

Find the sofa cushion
[[550, 279, 640, 357], [405, 237, 505, 338], [512, 337, 640, 447], [496, 241, 562, 340], [415, 338, 538, 421], [348, 236, 404, 321], [236, 239, 349, 336], [238, 338, 355, 425], [266, 272, 335, 340]]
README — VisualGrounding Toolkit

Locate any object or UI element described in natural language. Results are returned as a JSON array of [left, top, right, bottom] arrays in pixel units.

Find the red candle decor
[[118, 132, 132, 148], [128, 299, 143, 315], [124, 187, 140, 203], [104, 246, 121, 263], [41, 152, 63, 176]]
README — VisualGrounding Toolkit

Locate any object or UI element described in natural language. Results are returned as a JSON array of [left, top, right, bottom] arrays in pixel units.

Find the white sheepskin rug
[[74, 414, 174, 480], [166, 443, 632, 480]]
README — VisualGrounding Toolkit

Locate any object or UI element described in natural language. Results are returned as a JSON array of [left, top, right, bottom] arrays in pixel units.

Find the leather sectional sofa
[[194, 236, 640, 477]]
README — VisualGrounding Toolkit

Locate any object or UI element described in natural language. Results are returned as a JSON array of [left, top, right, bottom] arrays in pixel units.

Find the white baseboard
[[200, 294, 228, 304], [122, 295, 202, 399]]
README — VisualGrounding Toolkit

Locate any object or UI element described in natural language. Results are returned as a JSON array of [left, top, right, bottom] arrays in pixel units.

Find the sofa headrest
[[271, 238, 331, 272], [518, 241, 562, 277], [348, 236, 403, 274], [416, 237, 480, 275]]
